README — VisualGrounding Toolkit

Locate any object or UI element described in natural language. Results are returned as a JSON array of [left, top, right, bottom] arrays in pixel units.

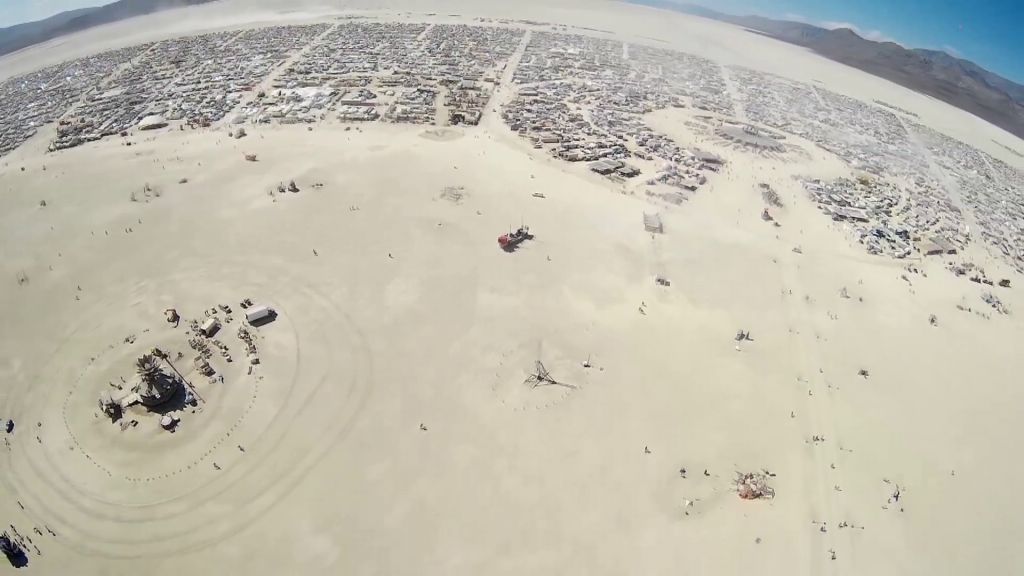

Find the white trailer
[[245, 305, 273, 325], [200, 317, 221, 337]]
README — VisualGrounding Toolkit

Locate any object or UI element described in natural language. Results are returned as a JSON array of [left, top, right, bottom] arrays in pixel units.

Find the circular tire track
[[1, 260, 374, 559]]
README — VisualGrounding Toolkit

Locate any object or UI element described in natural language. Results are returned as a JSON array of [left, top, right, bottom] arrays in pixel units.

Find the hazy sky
[[685, 0, 1022, 83]]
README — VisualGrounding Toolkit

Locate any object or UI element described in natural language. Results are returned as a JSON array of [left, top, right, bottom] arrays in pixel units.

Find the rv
[[246, 305, 274, 325]]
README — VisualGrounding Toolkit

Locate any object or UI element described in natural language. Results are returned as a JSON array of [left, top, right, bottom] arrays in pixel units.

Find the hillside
[[0, 0, 219, 56], [636, 1, 1024, 138]]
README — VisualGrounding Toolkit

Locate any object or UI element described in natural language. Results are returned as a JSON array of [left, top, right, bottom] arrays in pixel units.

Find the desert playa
[[1, 1, 1023, 574]]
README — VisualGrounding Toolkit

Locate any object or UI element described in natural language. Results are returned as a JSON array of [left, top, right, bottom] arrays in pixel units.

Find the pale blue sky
[[641, 0, 1023, 83]]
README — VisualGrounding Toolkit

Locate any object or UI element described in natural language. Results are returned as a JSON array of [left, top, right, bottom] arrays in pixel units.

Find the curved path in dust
[[0, 259, 374, 559]]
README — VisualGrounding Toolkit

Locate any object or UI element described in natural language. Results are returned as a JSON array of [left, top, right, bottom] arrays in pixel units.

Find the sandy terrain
[[1, 1, 1023, 575]]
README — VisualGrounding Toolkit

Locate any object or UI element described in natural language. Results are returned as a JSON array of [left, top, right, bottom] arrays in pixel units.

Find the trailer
[[245, 305, 274, 325], [200, 317, 221, 337]]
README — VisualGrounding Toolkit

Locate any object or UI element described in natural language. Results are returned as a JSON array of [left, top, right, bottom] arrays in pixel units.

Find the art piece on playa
[[134, 353, 180, 408], [164, 308, 180, 326], [643, 212, 664, 234], [439, 185, 467, 203], [522, 343, 575, 391], [524, 360, 561, 388], [736, 471, 775, 500], [760, 183, 783, 207]]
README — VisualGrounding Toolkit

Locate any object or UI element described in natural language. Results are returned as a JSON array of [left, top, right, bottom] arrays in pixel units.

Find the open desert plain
[[1, 0, 1023, 574]]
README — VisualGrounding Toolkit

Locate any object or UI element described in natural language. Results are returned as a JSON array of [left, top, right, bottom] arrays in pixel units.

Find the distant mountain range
[[634, 1, 1024, 138], [0, 0, 218, 57]]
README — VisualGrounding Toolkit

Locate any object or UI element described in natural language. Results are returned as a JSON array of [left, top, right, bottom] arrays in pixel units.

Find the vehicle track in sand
[[0, 258, 374, 559]]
